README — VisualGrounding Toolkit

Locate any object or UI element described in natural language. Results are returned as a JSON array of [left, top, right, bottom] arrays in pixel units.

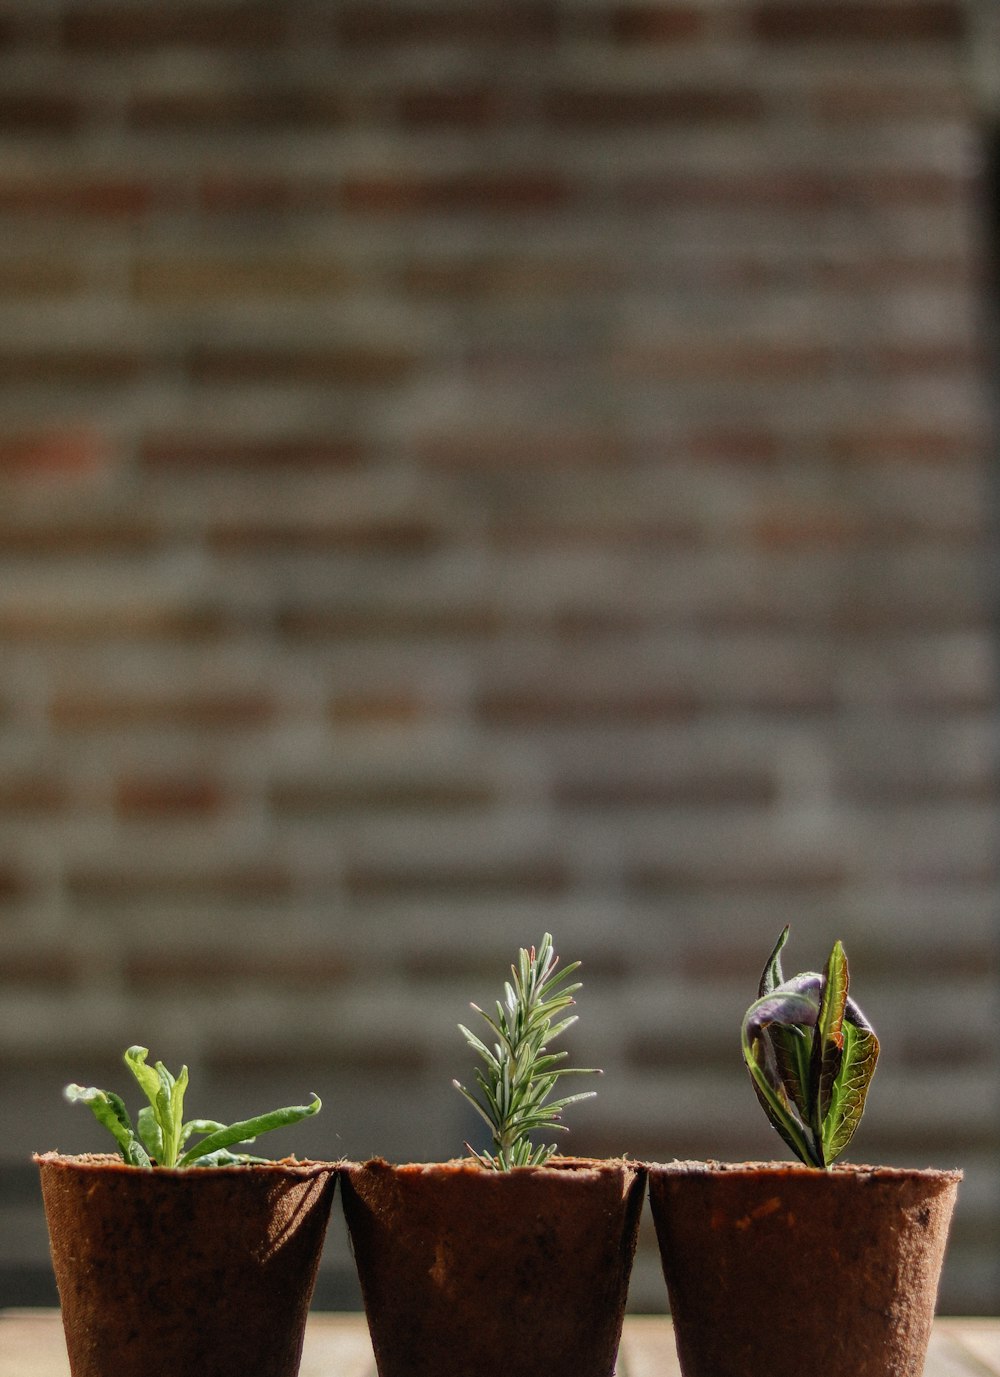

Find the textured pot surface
[[648, 1160, 961, 1377], [35, 1152, 337, 1377], [341, 1156, 647, 1377]]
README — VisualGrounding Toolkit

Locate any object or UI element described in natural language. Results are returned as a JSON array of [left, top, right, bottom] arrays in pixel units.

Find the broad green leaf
[[137, 1104, 163, 1160], [177, 1095, 321, 1167], [64, 1084, 152, 1167], [811, 942, 848, 1147], [64, 1050, 323, 1168], [123, 1047, 190, 1166], [821, 1015, 880, 1163], [124, 1047, 163, 1115], [178, 1118, 226, 1149], [160, 1061, 188, 1168]]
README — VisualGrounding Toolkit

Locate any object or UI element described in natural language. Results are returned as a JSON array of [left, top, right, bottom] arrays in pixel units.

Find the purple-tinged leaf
[[743, 930, 879, 1169]]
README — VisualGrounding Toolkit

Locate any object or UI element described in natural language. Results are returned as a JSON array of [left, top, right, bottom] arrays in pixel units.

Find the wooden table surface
[[2, 1312, 998, 1376]]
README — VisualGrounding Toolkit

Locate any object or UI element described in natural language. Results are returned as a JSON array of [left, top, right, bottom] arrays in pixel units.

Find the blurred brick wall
[[0, 0, 997, 1314]]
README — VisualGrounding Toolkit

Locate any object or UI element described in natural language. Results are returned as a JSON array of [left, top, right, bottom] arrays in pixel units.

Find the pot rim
[[343, 1154, 644, 1179], [34, 1150, 341, 1179], [646, 1158, 962, 1182]]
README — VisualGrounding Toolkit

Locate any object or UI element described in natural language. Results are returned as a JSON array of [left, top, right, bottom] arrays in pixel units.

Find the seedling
[[454, 933, 599, 1169], [741, 927, 879, 1167], [65, 1045, 321, 1167]]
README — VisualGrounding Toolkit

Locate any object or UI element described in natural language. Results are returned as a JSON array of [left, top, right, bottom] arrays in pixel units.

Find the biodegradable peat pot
[[341, 1155, 647, 1377], [648, 1160, 961, 1377], [35, 1152, 338, 1377]]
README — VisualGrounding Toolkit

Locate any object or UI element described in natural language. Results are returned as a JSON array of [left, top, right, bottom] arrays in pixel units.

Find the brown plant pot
[[35, 1151, 337, 1377], [340, 1156, 647, 1377], [648, 1160, 962, 1377]]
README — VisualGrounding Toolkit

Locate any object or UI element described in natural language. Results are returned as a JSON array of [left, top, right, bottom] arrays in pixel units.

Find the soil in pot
[[340, 1155, 647, 1377], [35, 1152, 338, 1377], [648, 1160, 961, 1377]]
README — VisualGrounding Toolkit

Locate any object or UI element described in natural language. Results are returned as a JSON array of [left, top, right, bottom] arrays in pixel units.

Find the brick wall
[[0, 0, 996, 1314]]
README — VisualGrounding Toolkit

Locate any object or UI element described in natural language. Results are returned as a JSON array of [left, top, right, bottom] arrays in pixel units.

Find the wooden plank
[[299, 1312, 377, 1377], [1, 1311, 998, 1376], [0, 1311, 68, 1377], [617, 1314, 683, 1377], [937, 1319, 1000, 1376]]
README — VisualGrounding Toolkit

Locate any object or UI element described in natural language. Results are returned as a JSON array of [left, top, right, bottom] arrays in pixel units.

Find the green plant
[[741, 927, 879, 1168], [65, 1045, 321, 1168], [454, 933, 599, 1169]]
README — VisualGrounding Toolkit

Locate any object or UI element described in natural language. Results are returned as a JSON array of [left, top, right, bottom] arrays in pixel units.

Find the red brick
[[207, 517, 442, 555], [0, 775, 69, 813], [0, 178, 155, 218], [0, 428, 113, 479], [0, 604, 228, 643], [114, 777, 224, 819], [129, 87, 348, 132], [345, 857, 570, 900], [686, 427, 781, 464], [276, 606, 505, 640], [0, 518, 158, 556], [131, 254, 355, 303], [340, 171, 573, 215], [824, 427, 982, 464], [751, 1, 965, 42], [631, 857, 847, 897], [197, 176, 297, 214], [554, 769, 778, 808], [811, 80, 967, 121], [0, 93, 85, 134], [271, 776, 493, 812], [617, 338, 837, 382], [401, 253, 616, 300], [545, 86, 766, 126], [0, 258, 84, 299], [621, 167, 969, 210], [0, 348, 151, 386], [751, 503, 863, 549], [814, 255, 972, 291], [611, 5, 705, 41], [62, 3, 287, 49], [123, 947, 353, 991], [141, 434, 365, 470], [0, 865, 28, 902], [418, 431, 631, 469], [50, 691, 275, 730], [863, 341, 985, 376], [334, 4, 559, 46], [327, 693, 426, 725], [397, 85, 508, 129], [477, 687, 699, 726], [187, 344, 416, 387], [487, 513, 699, 549], [67, 863, 293, 903], [0, 950, 78, 985]]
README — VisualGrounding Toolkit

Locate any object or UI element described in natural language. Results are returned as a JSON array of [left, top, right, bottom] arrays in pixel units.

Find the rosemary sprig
[[453, 933, 599, 1170]]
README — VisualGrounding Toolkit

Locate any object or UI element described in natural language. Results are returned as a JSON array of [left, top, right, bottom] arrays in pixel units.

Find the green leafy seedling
[[65, 1046, 321, 1168], [454, 933, 599, 1170], [741, 927, 879, 1167]]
